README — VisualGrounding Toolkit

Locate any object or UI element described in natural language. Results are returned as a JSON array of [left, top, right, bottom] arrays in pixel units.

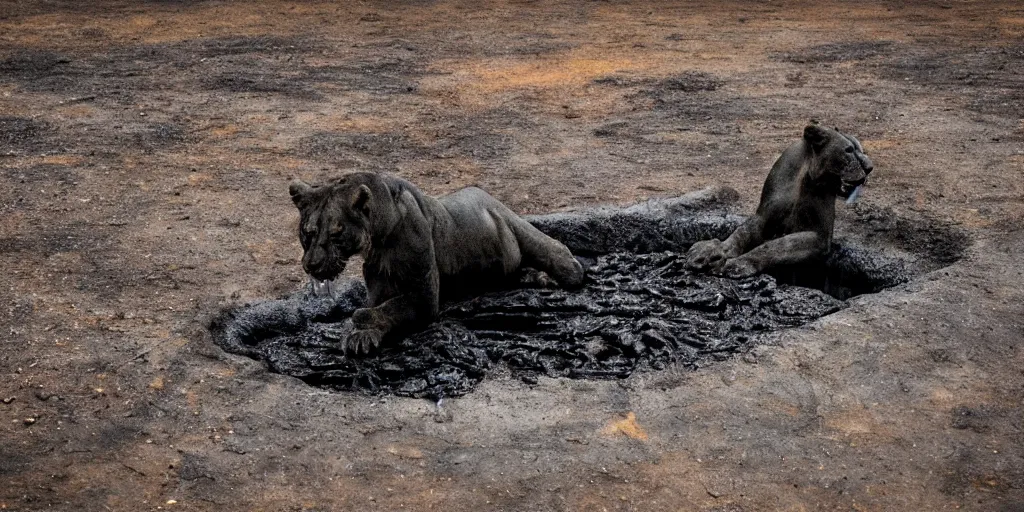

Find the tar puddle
[[210, 188, 967, 398]]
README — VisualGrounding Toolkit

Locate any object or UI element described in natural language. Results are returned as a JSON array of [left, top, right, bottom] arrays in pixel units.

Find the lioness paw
[[721, 258, 758, 279], [686, 239, 727, 272], [351, 307, 379, 328], [519, 268, 558, 288], [345, 329, 383, 355]]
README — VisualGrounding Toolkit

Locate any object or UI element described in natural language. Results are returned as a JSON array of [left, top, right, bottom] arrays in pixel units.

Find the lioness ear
[[289, 179, 313, 206], [803, 124, 831, 149], [352, 184, 372, 217]]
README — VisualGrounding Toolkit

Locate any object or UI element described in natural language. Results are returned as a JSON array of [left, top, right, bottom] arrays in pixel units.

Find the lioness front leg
[[347, 296, 413, 354], [720, 231, 827, 278], [347, 289, 438, 354], [348, 248, 440, 355], [687, 215, 765, 272]]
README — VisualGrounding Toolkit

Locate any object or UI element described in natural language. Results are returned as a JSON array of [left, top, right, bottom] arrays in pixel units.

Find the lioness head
[[289, 173, 380, 281], [803, 124, 874, 198]]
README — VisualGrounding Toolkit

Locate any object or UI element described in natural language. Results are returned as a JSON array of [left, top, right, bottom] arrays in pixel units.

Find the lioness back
[[433, 187, 524, 281]]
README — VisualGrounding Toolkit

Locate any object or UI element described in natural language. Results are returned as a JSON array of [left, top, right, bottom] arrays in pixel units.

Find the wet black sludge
[[209, 188, 966, 398]]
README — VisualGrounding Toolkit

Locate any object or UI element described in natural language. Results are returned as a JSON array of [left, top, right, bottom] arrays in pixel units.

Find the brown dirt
[[1, 1, 1022, 510]]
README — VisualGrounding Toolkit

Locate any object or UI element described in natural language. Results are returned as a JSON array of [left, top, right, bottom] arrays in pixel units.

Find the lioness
[[686, 123, 874, 277], [289, 172, 585, 355]]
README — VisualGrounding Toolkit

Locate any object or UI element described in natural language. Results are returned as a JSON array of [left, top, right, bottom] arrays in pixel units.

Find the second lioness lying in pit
[[686, 123, 874, 278], [290, 172, 585, 355]]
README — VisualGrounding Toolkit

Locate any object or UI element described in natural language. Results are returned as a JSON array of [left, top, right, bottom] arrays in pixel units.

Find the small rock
[[23, 417, 36, 425], [1, 397, 15, 404]]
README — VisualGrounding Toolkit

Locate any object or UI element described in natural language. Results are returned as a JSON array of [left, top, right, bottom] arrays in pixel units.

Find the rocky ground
[[1, 1, 1022, 510]]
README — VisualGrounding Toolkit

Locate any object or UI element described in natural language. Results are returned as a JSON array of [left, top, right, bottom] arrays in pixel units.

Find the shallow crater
[[210, 187, 967, 398]]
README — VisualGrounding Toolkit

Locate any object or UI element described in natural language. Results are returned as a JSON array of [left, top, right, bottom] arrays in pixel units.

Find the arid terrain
[[1, 1, 1022, 510]]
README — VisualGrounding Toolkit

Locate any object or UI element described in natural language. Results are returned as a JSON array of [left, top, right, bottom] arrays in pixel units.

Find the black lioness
[[686, 124, 874, 277], [289, 172, 585, 355]]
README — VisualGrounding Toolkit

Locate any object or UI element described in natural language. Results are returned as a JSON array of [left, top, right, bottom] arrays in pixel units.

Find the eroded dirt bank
[[1, 1, 1022, 510]]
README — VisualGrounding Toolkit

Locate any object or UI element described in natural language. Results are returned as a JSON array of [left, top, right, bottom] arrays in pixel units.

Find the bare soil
[[1, 1, 1022, 510]]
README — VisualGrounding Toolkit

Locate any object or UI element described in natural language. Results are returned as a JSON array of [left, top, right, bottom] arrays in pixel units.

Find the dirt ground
[[1, 0, 1022, 510]]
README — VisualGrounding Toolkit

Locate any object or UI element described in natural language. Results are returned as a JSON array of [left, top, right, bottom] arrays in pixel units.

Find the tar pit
[[210, 188, 967, 398]]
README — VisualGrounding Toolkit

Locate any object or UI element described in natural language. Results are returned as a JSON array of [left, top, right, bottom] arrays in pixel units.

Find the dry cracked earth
[[1, 1, 1023, 510]]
